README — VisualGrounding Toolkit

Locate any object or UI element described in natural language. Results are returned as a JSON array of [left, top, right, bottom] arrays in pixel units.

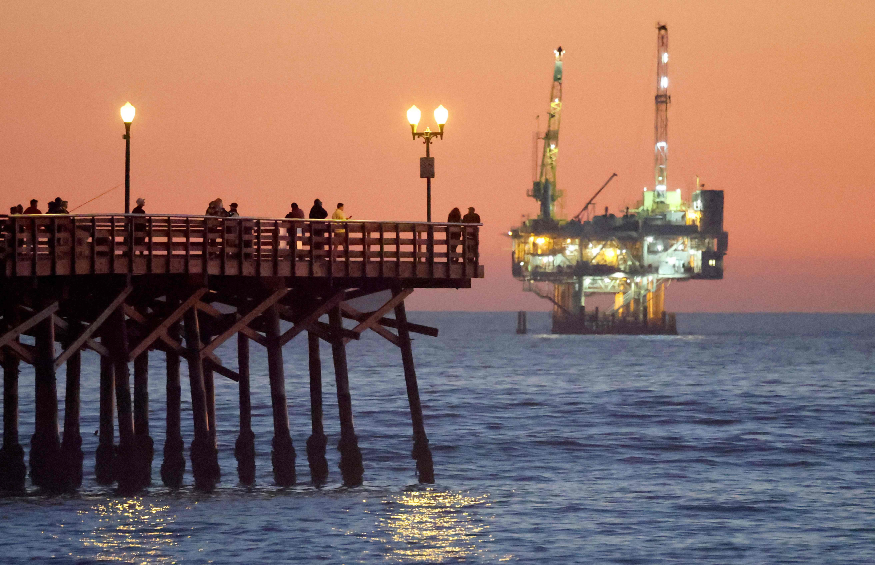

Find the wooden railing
[[0, 215, 482, 280]]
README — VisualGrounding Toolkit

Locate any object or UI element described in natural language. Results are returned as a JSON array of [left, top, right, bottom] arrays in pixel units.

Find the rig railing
[[0, 214, 482, 280]]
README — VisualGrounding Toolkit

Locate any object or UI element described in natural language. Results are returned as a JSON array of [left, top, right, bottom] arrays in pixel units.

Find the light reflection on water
[[79, 498, 177, 563], [374, 489, 492, 563]]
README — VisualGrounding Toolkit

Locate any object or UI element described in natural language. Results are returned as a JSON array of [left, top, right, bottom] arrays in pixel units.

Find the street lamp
[[407, 105, 448, 222], [120, 102, 136, 213]]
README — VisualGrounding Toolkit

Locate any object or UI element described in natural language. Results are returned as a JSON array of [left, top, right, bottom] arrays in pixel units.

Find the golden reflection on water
[[80, 498, 178, 563], [376, 490, 491, 563]]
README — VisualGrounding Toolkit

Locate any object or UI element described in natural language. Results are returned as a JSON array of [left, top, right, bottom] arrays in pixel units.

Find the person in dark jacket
[[308, 199, 328, 251], [285, 202, 305, 219], [448, 207, 462, 262], [132, 197, 146, 214], [23, 199, 41, 214], [462, 206, 480, 223]]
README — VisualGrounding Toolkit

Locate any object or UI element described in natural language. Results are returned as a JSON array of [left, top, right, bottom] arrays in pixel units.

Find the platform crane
[[529, 47, 565, 220], [654, 24, 670, 202]]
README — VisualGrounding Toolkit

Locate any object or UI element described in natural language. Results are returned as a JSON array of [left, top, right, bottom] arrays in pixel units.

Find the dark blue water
[[0, 312, 873, 563]]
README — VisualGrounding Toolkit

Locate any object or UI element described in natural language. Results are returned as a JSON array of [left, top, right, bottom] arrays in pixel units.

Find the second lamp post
[[407, 105, 448, 223], [120, 102, 136, 213]]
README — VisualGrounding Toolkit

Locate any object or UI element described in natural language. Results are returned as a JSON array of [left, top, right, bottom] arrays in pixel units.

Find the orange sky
[[2, 1, 873, 312]]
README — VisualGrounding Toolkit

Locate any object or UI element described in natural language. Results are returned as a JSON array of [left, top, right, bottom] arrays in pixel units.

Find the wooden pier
[[0, 214, 482, 492]]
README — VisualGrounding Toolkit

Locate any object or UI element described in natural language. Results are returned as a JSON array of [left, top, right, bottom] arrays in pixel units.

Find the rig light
[[662, 53, 669, 63], [661, 76, 668, 88]]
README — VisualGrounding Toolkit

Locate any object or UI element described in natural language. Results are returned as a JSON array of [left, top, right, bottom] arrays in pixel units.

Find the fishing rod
[[69, 183, 123, 213]]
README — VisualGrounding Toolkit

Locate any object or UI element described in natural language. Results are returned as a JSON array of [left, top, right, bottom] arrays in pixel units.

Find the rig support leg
[[108, 308, 139, 493], [183, 308, 219, 491], [329, 306, 363, 486], [306, 331, 328, 484], [61, 338, 83, 489], [0, 349, 26, 492], [160, 321, 185, 487], [235, 332, 255, 485], [393, 294, 435, 484], [133, 351, 153, 487], [265, 304, 296, 486], [30, 312, 66, 492], [95, 354, 115, 485]]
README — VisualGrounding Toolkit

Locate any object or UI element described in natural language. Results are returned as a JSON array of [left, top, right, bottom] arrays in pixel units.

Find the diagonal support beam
[[349, 288, 412, 335], [53, 316, 111, 359], [340, 303, 400, 346], [204, 356, 240, 382], [238, 326, 267, 347], [278, 291, 346, 346], [196, 301, 224, 319], [199, 289, 289, 359], [127, 288, 208, 361], [5, 340, 36, 365], [54, 286, 132, 369], [0, 302, 58, 350]]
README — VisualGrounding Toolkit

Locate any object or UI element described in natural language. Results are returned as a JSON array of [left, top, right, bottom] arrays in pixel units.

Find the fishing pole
[[69, 183, 123, 212]]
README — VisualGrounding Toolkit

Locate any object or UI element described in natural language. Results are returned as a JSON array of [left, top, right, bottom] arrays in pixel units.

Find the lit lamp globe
[[120, 102, 136, 124], [434, 105, 448, 133], [407, 105, 421, 135]]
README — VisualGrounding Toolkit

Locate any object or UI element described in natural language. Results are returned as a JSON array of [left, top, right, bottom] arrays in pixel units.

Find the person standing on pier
[[331, 203, 351, 260], [285, 202, 305, 220], [462, 206, 480, 223], [448, 207, 462, 262], [132, 198, 146, 214], [23, 200, 41, 214], [227, 203, 239, 217], [309, 199, 328, 251]]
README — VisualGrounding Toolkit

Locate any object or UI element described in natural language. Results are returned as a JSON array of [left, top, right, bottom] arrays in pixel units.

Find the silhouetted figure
[[131, 198, 146, 214], [309, 199, 328, 251], [462, 206, 480, 223], [227, 203, 239, 217], [448, 207, 462, 262], [285, 203, 305, 219], [23, 199, 41, 214]]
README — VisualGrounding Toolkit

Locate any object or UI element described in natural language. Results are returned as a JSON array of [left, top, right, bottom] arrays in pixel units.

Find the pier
[[0, 214, 482, 492]]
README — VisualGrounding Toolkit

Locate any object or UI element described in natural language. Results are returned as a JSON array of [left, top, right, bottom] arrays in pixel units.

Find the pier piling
[[0, 347, 26, 492], [30, 308, 65, 491], [95, 354, 115, 485], [329, 306, 363, 486], [306, 331, 328, 484], [61, 332, 83, 489], [160, 320, 185, 487], [393, 294, 434, 483], [235, 332, 255, 485], [265, 304, 296, 486], [184, 307, 219, 491], [107, 307, 138, 493], [133, 351, 153, 486]]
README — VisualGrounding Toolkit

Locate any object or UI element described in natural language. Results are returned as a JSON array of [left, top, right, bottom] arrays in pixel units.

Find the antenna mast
[[654, 24, 670, 202], [531, 47, 564, 220]]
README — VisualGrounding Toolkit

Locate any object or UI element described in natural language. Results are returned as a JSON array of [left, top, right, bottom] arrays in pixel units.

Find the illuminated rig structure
[[511, 26, 728, 334]]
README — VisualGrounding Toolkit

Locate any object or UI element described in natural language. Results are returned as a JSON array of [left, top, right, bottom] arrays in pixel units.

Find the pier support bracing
[[183, 307, 219, 491], [161, 321, 185, 487], [306, 331, 328, 483], [235, 332, 255, 485], [265, 304, 296, 486], [393, 293, 435, 483], [329, 305, 363, 486]]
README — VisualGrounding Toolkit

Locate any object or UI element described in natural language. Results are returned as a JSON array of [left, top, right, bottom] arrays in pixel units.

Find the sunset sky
[[2, 1, 873, 312]]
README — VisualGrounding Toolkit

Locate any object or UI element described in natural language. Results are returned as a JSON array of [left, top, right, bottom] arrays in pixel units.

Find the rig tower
[[654, 23, 670, 202]]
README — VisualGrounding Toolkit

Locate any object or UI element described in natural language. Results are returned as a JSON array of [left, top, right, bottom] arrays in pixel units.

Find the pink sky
[[2, 1, 873, 312]]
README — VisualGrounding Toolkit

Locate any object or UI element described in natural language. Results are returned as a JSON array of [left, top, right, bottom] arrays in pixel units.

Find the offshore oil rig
[[510, 25, 728, 334]]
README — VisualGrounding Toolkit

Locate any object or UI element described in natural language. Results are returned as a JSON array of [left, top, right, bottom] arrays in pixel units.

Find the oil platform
[[510, 26, 728, 334]]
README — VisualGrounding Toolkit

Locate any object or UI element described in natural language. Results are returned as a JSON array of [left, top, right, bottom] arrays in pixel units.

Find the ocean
[[0, 312, 873, 563]]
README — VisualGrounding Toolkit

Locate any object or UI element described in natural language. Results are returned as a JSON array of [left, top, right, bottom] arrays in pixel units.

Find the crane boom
[[530, 47, 564, 220], [654, 24, 670, 202]]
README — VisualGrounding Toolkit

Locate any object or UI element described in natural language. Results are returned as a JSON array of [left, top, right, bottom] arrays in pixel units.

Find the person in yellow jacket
[[331, 203, 351, 259]]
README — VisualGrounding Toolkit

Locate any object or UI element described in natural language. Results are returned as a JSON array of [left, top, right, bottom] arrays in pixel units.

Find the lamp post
[[407, 105, 448, 223], [120, 102, 136, 213]]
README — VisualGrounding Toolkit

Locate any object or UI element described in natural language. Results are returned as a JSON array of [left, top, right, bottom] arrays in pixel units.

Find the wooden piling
[[94, 353, 115, 485], [234, 332, 255, 485], [393, 295, 435, 483], [107, 307, 139, 493], [201, 320, 221, 483], [516, 311, 527, 334], [0, 349, 26, 492], [133, 352, 153, 486], [306, 331, 328, 484], [160, 321, 185, 487], [30, 310, 66, 491], [183, 307, 219, 490], [61, 334, 83, 489], [328, 306, 363, 486], [265, 304, 296, 486]]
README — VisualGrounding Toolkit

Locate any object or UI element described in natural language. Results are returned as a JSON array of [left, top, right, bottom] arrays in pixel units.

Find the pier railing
[[0, 214, 482, 280]]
